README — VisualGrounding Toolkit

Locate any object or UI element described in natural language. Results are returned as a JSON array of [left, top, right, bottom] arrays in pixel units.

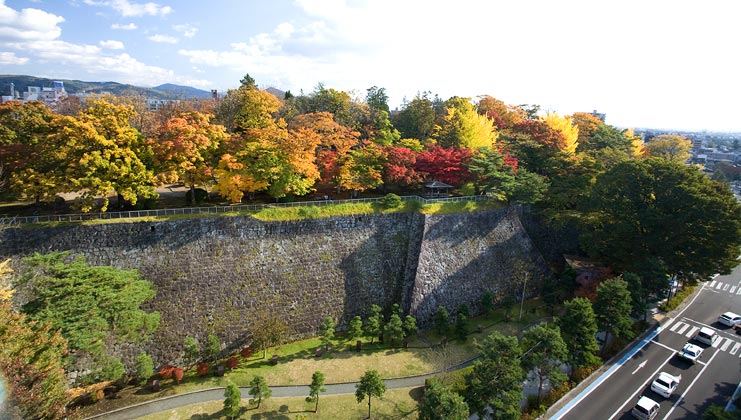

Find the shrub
[[226, 356, 238, 369], [158, 364, 175, 379], [135, 352, 154, 384], [240, 346, 253, 358], [197, 362, 209, 377], [659, 285, 696, 312], [378, 193, 403, 209], [173, 367, 184, 384]]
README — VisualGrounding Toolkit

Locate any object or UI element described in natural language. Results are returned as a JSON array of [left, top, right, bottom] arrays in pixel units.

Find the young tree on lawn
[[364, 304, 383, 344], [418, 380, 469, 420], [248, 375, 271, 409], [403, 315, 418, 338], [520, 323, 568, 405], [465, 331, 523, 420], [455, 313, 469, 341], [356, 370, 386, 419], [135, 351, 154, 384], [250, 308, 291, 358], [557, 297, 600, 376], [319, 316, 335, 350], [434, 306, 450, 336], [383, 313, 405, 347], [183, 336, 200, 369], [347, 316, 363, 342], [307, 370, 326, 412], [206, 333, 221, 361], [223, 382, 241, 420], [594, 277, 634, 356]]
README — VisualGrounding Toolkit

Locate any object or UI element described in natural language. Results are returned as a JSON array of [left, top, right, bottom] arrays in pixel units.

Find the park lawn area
[[70, 298, 551, 419], [138, 387, 423, 420]]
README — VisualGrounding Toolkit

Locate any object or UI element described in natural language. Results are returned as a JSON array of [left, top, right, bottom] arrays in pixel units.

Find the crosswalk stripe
[[677, 324, 690, 335], [716, 282, 724, 289], [731, 343, 741, 355], [670, 322, 683, 332], [709, 280, 717, 287], [712, 337, 722, 348], [721, 338, 733, 351], [686, 326, 699, 338], [724, 284, 730, 291], [737, 288, 741, 295], [732, 286, 737, 294]]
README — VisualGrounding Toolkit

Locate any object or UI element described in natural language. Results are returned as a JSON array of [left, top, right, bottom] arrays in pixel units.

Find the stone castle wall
[[0, 207, 550, 367]]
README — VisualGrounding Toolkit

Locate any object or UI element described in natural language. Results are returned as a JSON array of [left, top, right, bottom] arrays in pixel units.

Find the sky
[[1, 0, 740, 132]]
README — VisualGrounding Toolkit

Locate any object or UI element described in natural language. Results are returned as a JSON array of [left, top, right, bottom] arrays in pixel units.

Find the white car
[[695, 327, 718, 346], [719, 312, 741, 327], [677, 342, 703, 364], [650, 372, 681, 398], [631, 395, 660, 420]]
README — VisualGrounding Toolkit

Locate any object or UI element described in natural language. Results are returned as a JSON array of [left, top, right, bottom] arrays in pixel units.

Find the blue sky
[[1, 0, 740, 132]]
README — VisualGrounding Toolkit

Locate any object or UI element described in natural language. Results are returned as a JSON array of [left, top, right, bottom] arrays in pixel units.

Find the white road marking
[[662, 350, 720, 419], [716, 282, 724, 289], [677, 323, 689, 335], [710, 280, 717, 287], [721, 338, 733, 352], [731, 342, 741, 355], [608, 353, 678, 420], [712, 337, 722, 348], [670, 322, 683, 332], [737, 288, 741, 295], [724, 284, 730, 291], [686, 326, 699, 338], [731, 286, 737, 294]]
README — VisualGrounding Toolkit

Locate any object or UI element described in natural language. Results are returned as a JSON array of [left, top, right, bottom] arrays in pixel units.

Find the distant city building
[[590, 110, 606, 122], [144, 98, 179, 111], [1, 80, 67, 108]]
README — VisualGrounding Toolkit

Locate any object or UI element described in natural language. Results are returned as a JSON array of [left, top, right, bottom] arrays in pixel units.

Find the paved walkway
[[83, 359, 477, 420]]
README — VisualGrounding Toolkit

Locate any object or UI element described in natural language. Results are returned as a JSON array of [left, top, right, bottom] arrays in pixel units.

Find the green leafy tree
[[434, 306, 450, 336], [467, 146, 515, 196], [594, 277, 634, 356], [703, 404, 741, 420], [418, 380, 469, 420], [223, 382, 242, 420], [481, 291, 494, 314], [206, 333, 221, 361], [465, 331, 523, 420], [347, 315, 363, 342], [383, 313, 405, 347], [319, 316, 335, 350], [364, 304, 383, 344], [557, 298, 600, 374], [403, 315, 418, 338], [18, 252, 159, 382], [520, 323, 568, 405], [250, 309, 291, 359], [0, 260, 69, 420], [135, 351, 154, 384], [454, 313, 469, 341], [355, 370, 386, 419], [581, 158, 741, 285], [307, 370, 326, 412], [183, 336, 200, 368], [392, 93, 437, 141], [248, 375, 271, 408]]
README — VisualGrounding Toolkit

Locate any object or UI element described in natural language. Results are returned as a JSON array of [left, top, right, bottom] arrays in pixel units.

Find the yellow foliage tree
[[623, 128, 646, 158], [542, 112, 579, 155]]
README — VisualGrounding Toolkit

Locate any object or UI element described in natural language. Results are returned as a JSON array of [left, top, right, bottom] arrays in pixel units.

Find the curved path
[[83, 359, 477, 420]]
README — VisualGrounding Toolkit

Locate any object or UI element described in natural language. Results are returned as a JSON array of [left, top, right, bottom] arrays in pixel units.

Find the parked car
[[631, 395, 660, 420], [719, 312, 741, 327], [650, 372, 681, 398], [677, 342, 703, 364], [695, 327, 718, 346]]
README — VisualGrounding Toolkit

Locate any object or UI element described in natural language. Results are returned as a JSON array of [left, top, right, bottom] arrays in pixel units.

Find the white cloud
[[148, 34, 177, 44], [0, 51, 28, 64], [83, 0, 172, 17], [111, 22, 137, 30], [172, 23, 197, 38], [99, 39, 124, 49], [0, 0, 65, 41]]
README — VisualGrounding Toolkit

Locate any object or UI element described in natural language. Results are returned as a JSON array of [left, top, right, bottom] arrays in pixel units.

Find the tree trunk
[[315, 397, 319, 412], [367, 396, 372, 419], [600, 331, 610, 357]]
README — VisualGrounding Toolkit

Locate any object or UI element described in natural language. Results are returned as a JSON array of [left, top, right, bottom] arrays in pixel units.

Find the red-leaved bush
[[197, 362, 209, 377], [226, 356, 238, 369], [158, 364, 175, 379], [173, 367, 184, 383]]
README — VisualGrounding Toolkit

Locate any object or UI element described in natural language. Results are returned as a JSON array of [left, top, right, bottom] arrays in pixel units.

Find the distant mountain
[[153, 83, 213, 99], [0, 75, 211, 100]]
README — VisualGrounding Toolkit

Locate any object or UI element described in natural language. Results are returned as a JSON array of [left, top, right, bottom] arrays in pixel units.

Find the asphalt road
[[551, 265, 741, 420]]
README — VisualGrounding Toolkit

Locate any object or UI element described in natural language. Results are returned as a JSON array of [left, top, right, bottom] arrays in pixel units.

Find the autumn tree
[[644, 134, 692, 162], [382, 145, 423, 189], [64, 99, 156, 211], [476, 95, 525, 129], [542, 112, 578, 155], [148, 111, 227, 204], [337, 141, 386, 194], [249, 308, 291, 358], [415, 146, 473, 185], [0, 259, 69, 420], [355, 370, 386, 419], [18, 251, 160, 383], [435, 97, 498, 150]]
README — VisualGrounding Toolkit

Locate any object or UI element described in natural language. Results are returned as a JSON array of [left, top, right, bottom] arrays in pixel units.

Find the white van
[[631, 396, 660, 420], [695, 327, 718, 346]]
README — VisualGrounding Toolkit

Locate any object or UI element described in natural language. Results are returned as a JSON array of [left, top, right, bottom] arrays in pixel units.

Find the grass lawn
[[138, 387, 423, 420], [71, 299, 553, 419]]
